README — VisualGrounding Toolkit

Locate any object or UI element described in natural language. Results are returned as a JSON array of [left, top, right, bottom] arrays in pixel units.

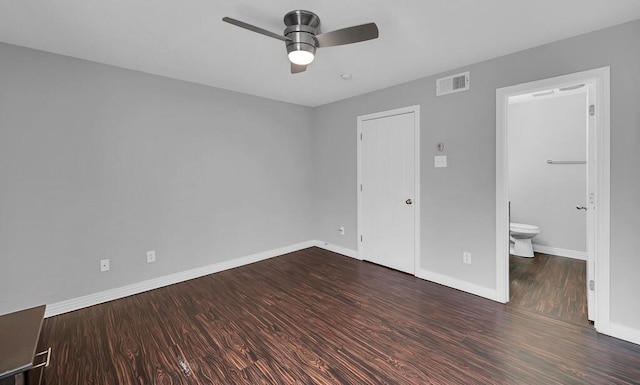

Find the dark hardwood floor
[[509, 252, 588, 326], [40, 247, 640, 384]]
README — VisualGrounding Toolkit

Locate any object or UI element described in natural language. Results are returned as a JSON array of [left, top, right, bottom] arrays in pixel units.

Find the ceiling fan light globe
[[288, 50, 315, 65]]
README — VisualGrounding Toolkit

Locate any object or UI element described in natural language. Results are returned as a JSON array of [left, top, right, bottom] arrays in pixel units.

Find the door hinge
[[360, 133, 363, 140], [360, 235, 363, 242], [360, 184, 363, 191], [589, 280, 595, 291], [589, 104, 595, 116]]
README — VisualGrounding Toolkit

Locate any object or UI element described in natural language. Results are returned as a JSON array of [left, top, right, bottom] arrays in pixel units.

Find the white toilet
[[510, 222, 540, 258]]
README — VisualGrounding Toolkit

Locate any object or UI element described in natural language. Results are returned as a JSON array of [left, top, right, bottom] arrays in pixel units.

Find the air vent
[[436, 71, 470, 96]]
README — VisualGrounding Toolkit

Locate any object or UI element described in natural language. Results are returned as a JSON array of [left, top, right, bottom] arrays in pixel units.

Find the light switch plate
[[434, 155, 447, 168]]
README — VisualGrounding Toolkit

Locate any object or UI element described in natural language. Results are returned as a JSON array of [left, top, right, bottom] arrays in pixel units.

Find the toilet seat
[[510, 222, 540, 235]]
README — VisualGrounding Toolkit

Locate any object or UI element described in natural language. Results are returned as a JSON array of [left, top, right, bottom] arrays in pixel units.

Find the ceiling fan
[[222, 10, 379, 74]]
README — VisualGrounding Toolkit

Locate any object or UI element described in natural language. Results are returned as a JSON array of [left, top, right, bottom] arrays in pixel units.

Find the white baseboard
[[45, 240, 317, 318], [313, 244, 499, 302], [312, 240, 361, 260], [532, 244, 587, 260], [316, 244, 500, 304], [607, 322, 640, 346], [45, 239, 638, 346], [416, 268, 498, 302]]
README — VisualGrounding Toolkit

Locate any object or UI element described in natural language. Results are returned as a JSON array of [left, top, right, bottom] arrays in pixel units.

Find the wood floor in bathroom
[[509, 252, 588, 326], [39, 248, 640, 384]]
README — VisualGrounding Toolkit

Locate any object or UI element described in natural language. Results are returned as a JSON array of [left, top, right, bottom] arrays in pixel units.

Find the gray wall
[[0, 42, 314, 314], [312, 20, 640, 330], [509, 93, 587, 253]]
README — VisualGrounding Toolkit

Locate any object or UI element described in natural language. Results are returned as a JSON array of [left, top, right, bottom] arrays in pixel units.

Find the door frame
[[495, 67, 610, 333], [357, 105, 421, 274]]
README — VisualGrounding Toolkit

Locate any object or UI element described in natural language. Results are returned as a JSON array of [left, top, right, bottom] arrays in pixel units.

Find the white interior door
[[359, 110, 417, 274], [586, 83, 596, 321]]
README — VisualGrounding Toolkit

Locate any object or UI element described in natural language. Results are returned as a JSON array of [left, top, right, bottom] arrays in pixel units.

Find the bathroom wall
[[508, 92, 587, 257]]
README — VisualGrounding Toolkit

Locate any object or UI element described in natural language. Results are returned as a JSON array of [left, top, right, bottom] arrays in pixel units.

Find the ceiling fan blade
[[316, 22, 379, 48], [291, 63, 307, 74], [222, 17, 291, 42]]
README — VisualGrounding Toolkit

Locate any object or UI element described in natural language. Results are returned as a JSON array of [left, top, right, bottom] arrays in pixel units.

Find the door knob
[[406, 199, 413, 205], [576, 205, 587, 211]]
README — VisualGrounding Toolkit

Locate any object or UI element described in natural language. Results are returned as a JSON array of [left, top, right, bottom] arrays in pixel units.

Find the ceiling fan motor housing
[[283, 10, 320, 57]]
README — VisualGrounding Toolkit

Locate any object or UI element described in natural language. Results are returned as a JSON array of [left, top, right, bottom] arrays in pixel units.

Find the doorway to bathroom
[[495, 68, 611, 332]]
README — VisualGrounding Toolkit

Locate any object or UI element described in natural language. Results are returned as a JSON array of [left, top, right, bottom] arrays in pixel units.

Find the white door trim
[[357, 105, 421, 274], [495, 67, 610, 333]]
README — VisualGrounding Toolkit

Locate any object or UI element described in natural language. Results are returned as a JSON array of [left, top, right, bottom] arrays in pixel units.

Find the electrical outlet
[[100, 259, 110, 272], [338, 226, 345, 235], [463, 252, 472, 264], [147, 250, 156, 263]]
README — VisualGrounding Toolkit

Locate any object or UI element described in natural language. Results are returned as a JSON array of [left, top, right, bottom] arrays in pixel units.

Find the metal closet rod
[[546, 160, 586, 164]]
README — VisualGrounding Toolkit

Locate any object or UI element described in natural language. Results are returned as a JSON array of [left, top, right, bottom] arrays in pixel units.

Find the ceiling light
[[532, 90, 555, 97], [340, 73, 352, 80], [288, 50, 314, 65], [287, 43, 315, 65], [559, 84, 585, 91]]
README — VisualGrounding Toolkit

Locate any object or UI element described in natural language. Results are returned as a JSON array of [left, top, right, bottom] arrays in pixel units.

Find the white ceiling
[[1, 1, 639, 107]]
